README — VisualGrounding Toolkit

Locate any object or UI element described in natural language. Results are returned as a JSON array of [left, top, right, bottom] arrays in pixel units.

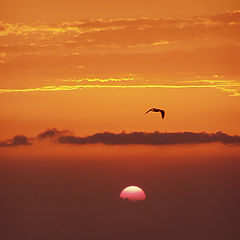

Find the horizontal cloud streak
[[0, 84, 215, 93], [1, 128, 240, 147], [1, 78, 240, 96]]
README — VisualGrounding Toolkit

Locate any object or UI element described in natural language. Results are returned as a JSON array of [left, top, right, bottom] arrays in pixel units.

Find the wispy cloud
[[0, 83, 221, 93], [61, 77, 136, 83], [1, 78, 240, 96], [1, 10, 240, 54], [37, 128, 70, 140], [0, 21, 125, 37], [183, 79, 240, 96]]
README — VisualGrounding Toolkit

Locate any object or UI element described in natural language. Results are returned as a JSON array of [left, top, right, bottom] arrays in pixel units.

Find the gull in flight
[[145, 108, 165, 119]]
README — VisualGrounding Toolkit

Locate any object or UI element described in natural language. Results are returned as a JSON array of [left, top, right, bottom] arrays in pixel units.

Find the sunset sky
[[1, 1, 240, 239], [1, 1, 240, 137]]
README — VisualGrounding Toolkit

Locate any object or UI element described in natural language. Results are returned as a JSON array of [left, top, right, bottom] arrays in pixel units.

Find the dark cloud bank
[[0, 135, 32, 147], [1, 128, 240, 147]]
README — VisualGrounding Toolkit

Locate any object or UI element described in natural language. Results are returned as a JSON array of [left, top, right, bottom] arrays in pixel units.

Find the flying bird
[[145, 108, 165, 119]]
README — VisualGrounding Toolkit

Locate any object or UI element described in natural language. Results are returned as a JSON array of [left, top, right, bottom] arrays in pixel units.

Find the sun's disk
[[120, 186, 146, 202]]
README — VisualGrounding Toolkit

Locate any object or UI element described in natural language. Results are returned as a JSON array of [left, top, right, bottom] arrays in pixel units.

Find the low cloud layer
[[58, 131, 240, 145], [0, 135, 32, 147], [1, 128, 240, 147]]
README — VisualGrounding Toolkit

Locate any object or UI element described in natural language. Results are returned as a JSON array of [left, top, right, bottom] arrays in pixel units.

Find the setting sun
[[120, 186, 146, 202]]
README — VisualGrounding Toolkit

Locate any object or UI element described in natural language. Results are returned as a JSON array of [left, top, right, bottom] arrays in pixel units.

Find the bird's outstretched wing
[[145, 108, 153, 114], [160, 110, 165, 119]]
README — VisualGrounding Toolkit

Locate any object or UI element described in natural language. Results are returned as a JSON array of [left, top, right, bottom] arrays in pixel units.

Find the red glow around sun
[[120, 186, 146, 202]]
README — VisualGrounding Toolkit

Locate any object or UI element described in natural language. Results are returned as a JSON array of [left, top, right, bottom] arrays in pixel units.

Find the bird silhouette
[[145, 108, 165, 119]]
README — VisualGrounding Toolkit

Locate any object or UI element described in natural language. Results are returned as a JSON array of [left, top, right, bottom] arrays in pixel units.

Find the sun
[[120, 186, 146, 202]]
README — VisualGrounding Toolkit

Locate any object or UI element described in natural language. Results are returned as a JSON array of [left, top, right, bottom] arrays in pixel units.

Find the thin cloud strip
[[0, 80, 240, 96], [0, 84, 219, 93], [61, 77, 136, 83]]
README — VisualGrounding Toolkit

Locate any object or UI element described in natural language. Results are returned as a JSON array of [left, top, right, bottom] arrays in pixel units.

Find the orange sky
[[1, 0, 240, 22], [1, 1, 240, 138]]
